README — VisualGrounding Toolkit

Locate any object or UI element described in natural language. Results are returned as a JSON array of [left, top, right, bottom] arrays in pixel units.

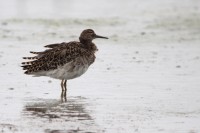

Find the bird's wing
[[44, 42, 67, 48], [22, 41, 88, 74]]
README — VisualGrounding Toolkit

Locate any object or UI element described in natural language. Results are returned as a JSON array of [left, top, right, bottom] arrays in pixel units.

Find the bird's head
[[79, 29, 108, 43]]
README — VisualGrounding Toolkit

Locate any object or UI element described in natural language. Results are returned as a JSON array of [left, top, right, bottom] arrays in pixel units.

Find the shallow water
[[0, 0, 200, 133]]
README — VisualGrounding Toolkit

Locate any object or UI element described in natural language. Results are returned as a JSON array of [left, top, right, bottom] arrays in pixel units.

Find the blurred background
[[0, 0, 200, 133]]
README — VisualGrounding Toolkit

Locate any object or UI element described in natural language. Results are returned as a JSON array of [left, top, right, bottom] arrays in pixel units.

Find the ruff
[[22, 29, 108, 100]]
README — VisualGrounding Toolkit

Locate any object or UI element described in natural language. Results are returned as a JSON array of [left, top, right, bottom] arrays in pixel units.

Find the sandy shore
[[0, 0, 200, 133]]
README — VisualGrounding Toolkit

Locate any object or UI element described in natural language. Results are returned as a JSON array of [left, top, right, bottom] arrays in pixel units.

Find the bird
[[21, 29, 108, 101]]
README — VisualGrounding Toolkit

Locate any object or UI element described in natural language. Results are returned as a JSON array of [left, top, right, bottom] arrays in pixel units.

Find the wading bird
[[22, 29, 108, 101]]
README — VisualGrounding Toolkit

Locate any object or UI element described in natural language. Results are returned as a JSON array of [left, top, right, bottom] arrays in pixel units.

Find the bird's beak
[[95, 34, 109, 39]]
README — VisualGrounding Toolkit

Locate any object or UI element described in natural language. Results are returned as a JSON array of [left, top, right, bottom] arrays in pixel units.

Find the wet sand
[[0, 0, 200, 133]]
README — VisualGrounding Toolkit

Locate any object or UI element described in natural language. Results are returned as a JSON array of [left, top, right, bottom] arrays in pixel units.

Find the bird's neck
[[79, 38, 98, 52]]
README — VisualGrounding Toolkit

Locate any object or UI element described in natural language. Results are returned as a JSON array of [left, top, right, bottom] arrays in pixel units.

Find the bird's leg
[[63, 80, 67, 100], [61, 79, 67, 102], [61, 79, 65, 98], [64, 80, 67, 91]]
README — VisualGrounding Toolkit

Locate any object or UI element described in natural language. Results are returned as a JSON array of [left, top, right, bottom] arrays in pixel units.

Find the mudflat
[[0, 0, 200, 133]]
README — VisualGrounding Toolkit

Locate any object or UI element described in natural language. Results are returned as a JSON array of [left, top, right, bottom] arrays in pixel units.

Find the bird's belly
[[62, 65, 89, 80], [46, 63, 90, 80]]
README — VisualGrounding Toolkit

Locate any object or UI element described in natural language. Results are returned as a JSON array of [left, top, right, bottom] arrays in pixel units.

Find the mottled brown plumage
[[22, 41, 93, 73], [21, 29, 108, 100]]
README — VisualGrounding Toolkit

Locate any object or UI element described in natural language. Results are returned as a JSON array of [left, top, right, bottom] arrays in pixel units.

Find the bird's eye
[[88, 30, 93, 33]]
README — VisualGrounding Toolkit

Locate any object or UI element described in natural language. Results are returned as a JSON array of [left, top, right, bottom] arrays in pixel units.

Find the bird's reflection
[[21, 96, 101, 133], [23, 96, 92, 121]]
